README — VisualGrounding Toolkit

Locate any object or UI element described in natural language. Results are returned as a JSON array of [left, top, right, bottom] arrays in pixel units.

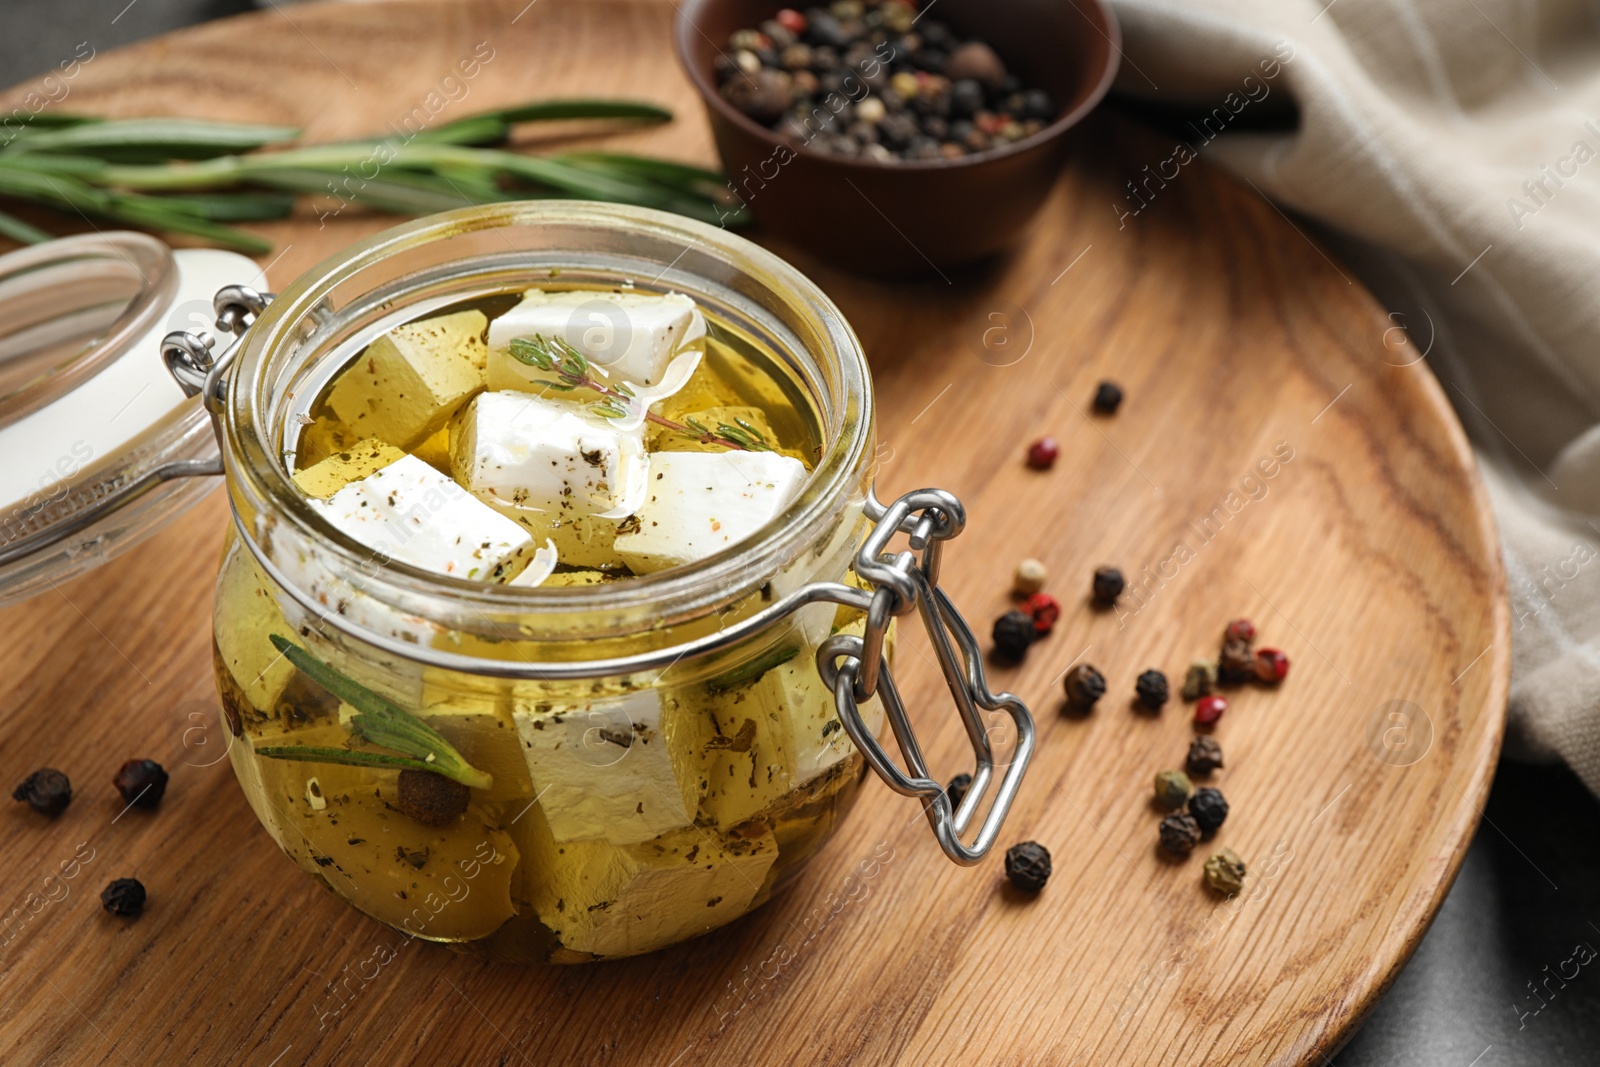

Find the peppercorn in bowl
[[676, 0, 1119, 274]]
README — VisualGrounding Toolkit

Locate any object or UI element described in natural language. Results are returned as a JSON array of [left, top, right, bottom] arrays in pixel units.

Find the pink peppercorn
[[1026, 437, 1059, 470], [775, 7, 806, 33], [1024, 593, 1061, 634], [1255, 648, 1290, 683], [1224, 618, 1255, 644], [1194, 695, 1227, 726]]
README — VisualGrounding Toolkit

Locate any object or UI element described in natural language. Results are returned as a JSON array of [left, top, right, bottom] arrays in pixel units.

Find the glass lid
[[0, 232, 260, 607]]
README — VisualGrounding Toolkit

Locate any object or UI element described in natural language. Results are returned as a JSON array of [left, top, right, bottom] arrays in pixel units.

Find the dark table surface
[[7, 4, 1599, 1065]]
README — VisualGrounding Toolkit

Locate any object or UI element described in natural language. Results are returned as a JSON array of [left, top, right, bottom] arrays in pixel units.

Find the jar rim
[[225, 201, 874, 648]]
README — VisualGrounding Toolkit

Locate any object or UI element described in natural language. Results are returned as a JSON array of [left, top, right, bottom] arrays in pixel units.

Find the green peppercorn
[[1063, 663, 1107, 711], [1004, 840, 1051, 892], [1154, 769, 1193, 810], [1188, 786, 1229, 834], [1159, 812, 1202, 856], [1203, 848, 1247, 895], [1186, 736, 1224, 777], [1135, 669, 1169, 710], [1182, 660, 1217, 701]]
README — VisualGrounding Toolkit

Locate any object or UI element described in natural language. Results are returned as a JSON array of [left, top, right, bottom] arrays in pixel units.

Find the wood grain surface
[[0, 2, 1508, 1064]]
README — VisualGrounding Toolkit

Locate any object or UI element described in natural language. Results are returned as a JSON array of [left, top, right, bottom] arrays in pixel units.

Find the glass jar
[[176, 202, 1033, 962]]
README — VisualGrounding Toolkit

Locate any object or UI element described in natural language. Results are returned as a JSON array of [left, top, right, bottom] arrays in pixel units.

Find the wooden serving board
[[0, 3, 1507, 1064]]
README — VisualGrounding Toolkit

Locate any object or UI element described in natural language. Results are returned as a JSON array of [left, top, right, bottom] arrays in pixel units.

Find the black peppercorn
[[1188, 786, 1229, 834], [1159, 812, 1202, 856], [1186, 736, 1224, 776], [1092, 380, 1123, 414], [396, 769, 470, 827], [1063, 663, 1107, 710], [1135, 669, 1169, 710], [1218, 638, 1255, 685], [12, 768, 72, 817], [991, 610, 1036, 661], [1091, 566, 1125, 604], [100, 878, 146, 918], [1004, 840, 1051, 892], [113, 759, 169, 809], [947, 772, 972, 809]]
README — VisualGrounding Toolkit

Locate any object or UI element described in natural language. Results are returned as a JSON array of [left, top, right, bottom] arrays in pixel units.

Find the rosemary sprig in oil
[[253, 635, 492, 790], [508, 334, 773, 452]]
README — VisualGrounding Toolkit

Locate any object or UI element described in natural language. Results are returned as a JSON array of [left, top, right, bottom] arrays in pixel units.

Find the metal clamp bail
[[160, 285, 271, 449], [818, 487, 1035, 866]]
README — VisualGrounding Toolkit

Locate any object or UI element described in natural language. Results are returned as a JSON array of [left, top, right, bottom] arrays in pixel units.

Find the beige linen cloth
[[1106, 0, 1600, 790]]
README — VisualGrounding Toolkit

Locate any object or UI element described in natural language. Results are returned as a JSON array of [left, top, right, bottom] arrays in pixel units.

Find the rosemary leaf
[[451, 99, 672, 126], [254, 746, 443, 775], [2, 117, 300, 160], [706, 645, 800, 693], [106, 194, 272, 253], [268, 635, 492, 789], [0, 207, 51, 244]]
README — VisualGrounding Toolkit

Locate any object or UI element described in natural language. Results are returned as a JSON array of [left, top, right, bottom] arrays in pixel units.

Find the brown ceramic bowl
[[675, 0, 1119, 276]]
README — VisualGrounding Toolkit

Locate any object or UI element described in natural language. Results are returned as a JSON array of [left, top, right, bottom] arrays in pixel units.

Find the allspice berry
[[1091, 566, 1125, 604], [396, 769, 469, 827], [944, 41, 1007, 89], [1004, 840, 1051, 892], [1186, 736, 1224, 777], [113, 759, 169, 809], [101, 877, 147, 918], [13, 768, 72, 817], [1203, 848, 1247, 895], [1218, 639, 1255, 684], [1159, 812, 1202, 856], [1154, 769, 1194, 810], [1063, 663, 1107, 711]]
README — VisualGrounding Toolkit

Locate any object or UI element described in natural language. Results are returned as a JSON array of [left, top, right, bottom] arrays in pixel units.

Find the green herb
[[0, 100, 744, 251], [255, 635, 491, 789], [508, 334, 773, 452], [705, 644, 800, 693]]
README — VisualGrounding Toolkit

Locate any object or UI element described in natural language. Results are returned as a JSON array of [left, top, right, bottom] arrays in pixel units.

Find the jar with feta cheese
[[157, 202, 1035, 962]]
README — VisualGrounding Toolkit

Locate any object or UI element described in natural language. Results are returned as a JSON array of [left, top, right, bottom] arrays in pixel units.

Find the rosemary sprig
[[0, 100, 744, 251], [260, 635, 492, 789], [507, 334, 772, 452]]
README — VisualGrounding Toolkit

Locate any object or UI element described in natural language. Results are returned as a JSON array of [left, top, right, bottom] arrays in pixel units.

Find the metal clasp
[[818, 488, 1035, 866], [161, 284, 271, 447]]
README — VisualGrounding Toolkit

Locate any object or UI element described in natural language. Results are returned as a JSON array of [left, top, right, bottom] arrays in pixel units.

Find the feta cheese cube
[[512, 687, 710, 845], [326, 309, 488, 448], [291, 437, 408, 498], [450, 391, 649, 521], [511, 808, 777, 958], [487, 289, 704, 390], [614, 451, 808, 574], [698, 617, 888, 829], [308, 453, 533, 581]]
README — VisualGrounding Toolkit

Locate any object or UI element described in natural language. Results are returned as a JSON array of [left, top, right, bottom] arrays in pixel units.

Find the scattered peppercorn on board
[[0, 2, 1506, 1064]]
